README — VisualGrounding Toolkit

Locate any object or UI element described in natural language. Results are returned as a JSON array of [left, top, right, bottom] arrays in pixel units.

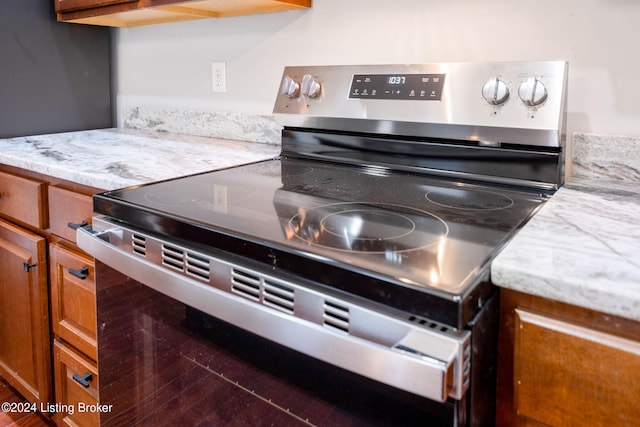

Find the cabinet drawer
[[514, 309, 640, 426], [0, 170, 47, 229], [49, 186, 94, 244], [53, 340, 100, 427], [50, 244, 97, 360]]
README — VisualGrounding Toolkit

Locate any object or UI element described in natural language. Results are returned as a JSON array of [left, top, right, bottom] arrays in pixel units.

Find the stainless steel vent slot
[[132, 234, 146, 256], [263, 280, 295, 314], [323, 301, 350, 332], [161, 244, 185, 271], [408, 315, 452, 334], [231, 268, 261, 301], [186, 253, 211, 282]]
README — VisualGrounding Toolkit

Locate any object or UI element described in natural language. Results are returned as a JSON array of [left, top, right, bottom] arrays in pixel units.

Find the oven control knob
[[482, 77, 509, 105], [518, 77, 548, 106], [301, 74, 322, 98], [281, 75, 300, 98]]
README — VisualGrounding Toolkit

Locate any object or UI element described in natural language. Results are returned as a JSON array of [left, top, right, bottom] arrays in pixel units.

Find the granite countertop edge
[[0, 128, 281, 190], [491, 176, 640, 322]]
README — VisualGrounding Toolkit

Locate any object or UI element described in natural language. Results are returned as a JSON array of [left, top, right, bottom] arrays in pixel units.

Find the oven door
[[77, 216, 472, 404]]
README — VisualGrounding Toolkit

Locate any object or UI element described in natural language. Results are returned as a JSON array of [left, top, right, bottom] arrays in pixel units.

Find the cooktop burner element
[[288, 202, 448, 253], [425, 187, 514, 211]]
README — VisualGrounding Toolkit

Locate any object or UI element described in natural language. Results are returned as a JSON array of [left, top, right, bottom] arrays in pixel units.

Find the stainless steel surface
[[78, 217, 472, 403], [273, 61, 568, 147]]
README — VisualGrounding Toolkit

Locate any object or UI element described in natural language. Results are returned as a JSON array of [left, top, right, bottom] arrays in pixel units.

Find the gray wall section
[[0, 0, 112, 138]]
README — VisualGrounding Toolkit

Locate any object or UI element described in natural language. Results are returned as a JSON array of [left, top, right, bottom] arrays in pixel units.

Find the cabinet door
[[0, 218, 51, 406], [513, 309, 640, 426], [50, 244, 97, 361], [55, 0, 136, 13]]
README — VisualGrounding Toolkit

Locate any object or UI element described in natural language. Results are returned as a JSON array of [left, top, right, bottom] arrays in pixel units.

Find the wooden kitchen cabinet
[[53, 340, 100, 427], [0, 218, 51, 408], [55, 0, 312, 27], [497, 289, 640, 426], [50, 245, 98, 361], [47, 184, 102, 424], [0, 164, 103, 421]]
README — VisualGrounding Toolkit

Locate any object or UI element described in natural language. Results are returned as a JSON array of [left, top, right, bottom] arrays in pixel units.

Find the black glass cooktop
[[95, 158, 545, 326]]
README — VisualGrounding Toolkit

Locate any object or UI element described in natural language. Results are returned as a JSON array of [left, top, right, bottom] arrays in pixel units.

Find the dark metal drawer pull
[[72, 372, 93, 388], [68, 220, 88, 230], [23, 262, 37, 273], [69, 266, 89, 280]]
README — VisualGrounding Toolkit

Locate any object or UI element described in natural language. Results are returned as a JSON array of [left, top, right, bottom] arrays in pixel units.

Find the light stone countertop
[[492, 133, 640, 322], [2, 124, 638, 322], [0, 128, 280, 190]]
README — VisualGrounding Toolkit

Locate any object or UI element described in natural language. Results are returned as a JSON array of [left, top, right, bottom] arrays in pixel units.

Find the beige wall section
[[113, 0, 640, 138]]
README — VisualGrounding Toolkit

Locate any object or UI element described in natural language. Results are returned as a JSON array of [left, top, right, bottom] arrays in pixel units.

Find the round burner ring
[[425, 187, 514, 211], [320, 209, 416, 241], [288, 202, 448, 253]]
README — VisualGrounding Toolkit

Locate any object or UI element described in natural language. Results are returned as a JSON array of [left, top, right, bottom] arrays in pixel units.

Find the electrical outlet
[[212, 61, 226, 93]]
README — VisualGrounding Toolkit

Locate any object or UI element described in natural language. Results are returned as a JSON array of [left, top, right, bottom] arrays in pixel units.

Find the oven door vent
[[132, 234, 147, 256], [408, 315, 452, 334], [161, 244, 185, 271], [186, 253, 211, 281], [231, 268, 261, 301], [161, 244, 211, 282], [323, 300, 350, 333], [263, 280, 295, 314], [232, 268, 296, 315]]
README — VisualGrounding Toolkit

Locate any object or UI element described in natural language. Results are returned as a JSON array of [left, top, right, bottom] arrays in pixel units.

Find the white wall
[[114, 0, 640, 137]]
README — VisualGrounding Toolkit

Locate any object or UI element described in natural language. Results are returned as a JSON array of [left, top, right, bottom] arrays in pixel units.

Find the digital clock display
[[387, 76, 407, 85], [349, 73, 446, 100]]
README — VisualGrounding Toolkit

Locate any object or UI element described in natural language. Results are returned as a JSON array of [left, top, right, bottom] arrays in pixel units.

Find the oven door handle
[[77, 221, 469, 403]]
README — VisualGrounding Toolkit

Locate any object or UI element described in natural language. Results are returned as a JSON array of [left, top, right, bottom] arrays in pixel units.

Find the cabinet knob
[[72, 372, 93, 388], [69, 266, 89, 280]]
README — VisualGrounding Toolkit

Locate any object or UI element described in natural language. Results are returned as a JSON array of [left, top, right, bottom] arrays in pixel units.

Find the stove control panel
[[273, 61, 568, 148], [348, 73, 446, 101]]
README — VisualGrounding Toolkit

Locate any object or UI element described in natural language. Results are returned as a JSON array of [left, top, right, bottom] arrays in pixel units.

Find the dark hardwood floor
[[0, 378, 52, 427]]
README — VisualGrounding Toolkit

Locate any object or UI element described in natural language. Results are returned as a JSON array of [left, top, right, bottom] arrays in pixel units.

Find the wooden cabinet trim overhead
[[56, 0, 312, 27], [56, 0, 136, 13]]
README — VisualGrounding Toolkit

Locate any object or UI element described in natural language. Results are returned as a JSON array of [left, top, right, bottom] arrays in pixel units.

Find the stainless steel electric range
[[78, 61, 567, 426]]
